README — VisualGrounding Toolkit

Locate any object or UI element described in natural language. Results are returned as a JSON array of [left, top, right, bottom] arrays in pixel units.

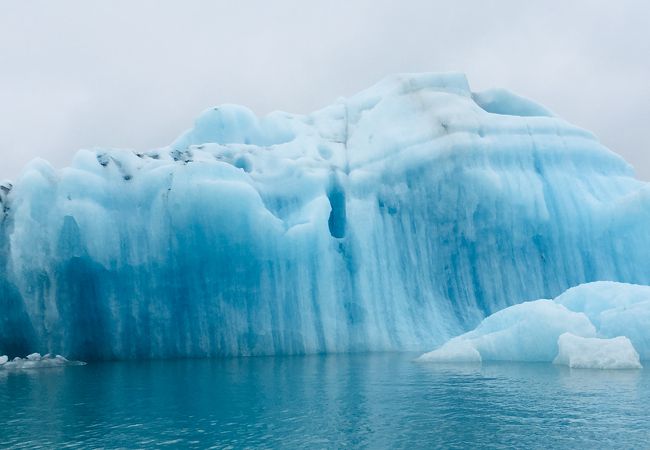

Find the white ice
[[0, 353, 85, 369], [553, 333, 642, 369]]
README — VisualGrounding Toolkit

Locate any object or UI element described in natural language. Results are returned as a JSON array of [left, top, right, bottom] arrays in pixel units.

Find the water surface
[[2, 353, 649, 448]]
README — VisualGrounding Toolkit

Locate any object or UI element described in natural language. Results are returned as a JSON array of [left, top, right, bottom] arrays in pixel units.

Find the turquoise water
[[2, 353, 649, 448]]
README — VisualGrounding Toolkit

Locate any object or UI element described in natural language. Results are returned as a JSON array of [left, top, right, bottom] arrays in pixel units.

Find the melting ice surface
[[2, 72, 650, 360], [419, 282, 649, 369]]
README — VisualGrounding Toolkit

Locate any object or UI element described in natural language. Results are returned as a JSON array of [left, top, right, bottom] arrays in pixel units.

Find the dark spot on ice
[[378, 197, 398, 215], [123, 175, 132, 181], [171, 149, 193, 163], [97, 153, 110, 167]]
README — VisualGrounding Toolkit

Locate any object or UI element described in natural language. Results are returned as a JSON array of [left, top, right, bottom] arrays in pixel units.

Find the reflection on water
[[1, 354, 649, 448]]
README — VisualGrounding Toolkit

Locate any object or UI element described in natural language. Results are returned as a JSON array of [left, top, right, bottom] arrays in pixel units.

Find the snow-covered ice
[[2, 73, 650, 359]]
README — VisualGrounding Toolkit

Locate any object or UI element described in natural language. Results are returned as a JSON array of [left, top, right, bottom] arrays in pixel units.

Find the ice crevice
[[326, 173, 347, 239]]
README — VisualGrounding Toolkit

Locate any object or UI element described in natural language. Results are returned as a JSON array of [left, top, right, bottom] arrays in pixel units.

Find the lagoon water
[[2, 353, 649, 448]]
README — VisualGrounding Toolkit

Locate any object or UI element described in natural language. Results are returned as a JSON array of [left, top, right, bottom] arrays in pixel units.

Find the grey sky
[[1, 0, 649, 180]]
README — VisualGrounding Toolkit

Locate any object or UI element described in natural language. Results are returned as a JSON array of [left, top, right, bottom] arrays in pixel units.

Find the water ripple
[[1, 354, 649, 448]]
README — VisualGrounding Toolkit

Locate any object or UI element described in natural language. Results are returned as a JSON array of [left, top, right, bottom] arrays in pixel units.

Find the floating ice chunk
[[418, 300, 596, 363], [420, 282, 650, 367], [553, 333, 642, 369], [0, 353, 85, 369]]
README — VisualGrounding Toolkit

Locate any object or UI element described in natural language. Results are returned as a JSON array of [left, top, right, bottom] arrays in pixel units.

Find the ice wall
[[1, 73, 650, 359]]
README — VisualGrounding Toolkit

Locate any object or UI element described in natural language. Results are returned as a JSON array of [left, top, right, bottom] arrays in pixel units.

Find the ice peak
[[352, 72, 472, 99]]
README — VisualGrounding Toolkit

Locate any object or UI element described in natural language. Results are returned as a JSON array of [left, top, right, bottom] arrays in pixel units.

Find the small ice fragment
[[0, 353, 84, 369]]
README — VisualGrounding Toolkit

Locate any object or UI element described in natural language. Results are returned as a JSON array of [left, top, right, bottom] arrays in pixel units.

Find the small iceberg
[[419, 282, 649, 369], [0, 353, 86, 369]]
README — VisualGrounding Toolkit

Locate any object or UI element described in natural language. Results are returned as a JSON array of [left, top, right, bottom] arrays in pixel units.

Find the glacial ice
[[419, 282, 649, 368], [1, 72, 650, 360], [553, 333, 642, 369]]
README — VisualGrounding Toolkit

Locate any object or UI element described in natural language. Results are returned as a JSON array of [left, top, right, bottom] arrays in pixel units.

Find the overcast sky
[[1, 0, 649, 180]]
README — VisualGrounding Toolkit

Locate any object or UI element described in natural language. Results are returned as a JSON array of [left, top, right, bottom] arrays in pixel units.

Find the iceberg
[[419, 282, 649, 368], [1, 73, 650, 360]]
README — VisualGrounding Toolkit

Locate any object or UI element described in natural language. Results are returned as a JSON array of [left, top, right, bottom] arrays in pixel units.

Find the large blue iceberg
[[1, 73, 649, 359]]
